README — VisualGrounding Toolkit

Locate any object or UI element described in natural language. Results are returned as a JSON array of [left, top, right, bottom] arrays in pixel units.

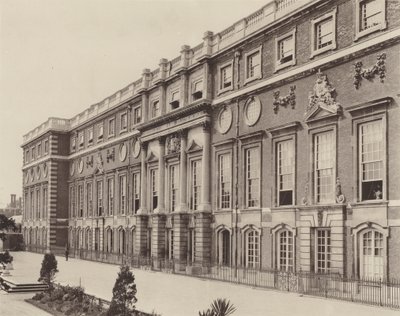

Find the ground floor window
[[361, 229, 384, 279], [315, 229, 331, 273], [278, 229, 294, 271], [218, 229, 231, 266], [188, 229, 195, 264], [245, 229, 260, 268], [118, 229, 125, 254]]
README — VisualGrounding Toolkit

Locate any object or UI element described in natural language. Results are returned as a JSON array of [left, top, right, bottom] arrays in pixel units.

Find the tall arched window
[[217, 229, 231, 266], [119, 229, 126, 254], [278, 229, 294, 271], [105, 228, 113, 253], [245, 229, 260, 268], [361, 230, 384, 279]]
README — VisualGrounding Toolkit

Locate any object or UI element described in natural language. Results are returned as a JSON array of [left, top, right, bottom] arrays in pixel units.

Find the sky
[[0, 0, 269, 207]]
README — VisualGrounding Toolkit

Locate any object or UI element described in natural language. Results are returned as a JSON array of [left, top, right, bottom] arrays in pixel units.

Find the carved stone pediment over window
[[166, 134, 181, 155], [305, 70, 341, 122]]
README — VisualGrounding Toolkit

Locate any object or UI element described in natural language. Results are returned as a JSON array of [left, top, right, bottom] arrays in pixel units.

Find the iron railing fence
[[26, 247, 400, 309]]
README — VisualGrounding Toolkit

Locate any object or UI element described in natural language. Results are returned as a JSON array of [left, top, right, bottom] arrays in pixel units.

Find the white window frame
[[86, 181, 93, 218], [169, 164, 179, 212], [70, 136, 76, 152], [244, 46, 262, 84], [119, 174, 127, 215], [131, 172, 140, 214], [218, 60, 234, 95], [151, 99, 160, 118], [190, 159, 202, 211], [77, 183, 84, 217], [44, 139, 49, 155], [191, 78, 203, 101], [244, 227, 260, 268], [277, 229, 294, 271], [313, 130, 336, 204], [170, 89, 180, 110], [78, 131, 84, 149], [358, 119, 385, 201], [133, 106, 142, 125], [217, 152, 232, 210], [355, 0, 387, 40], [107, 177, 114, 216], [245, 146, 260, 209], [87, 127, 94, 146], [277, 139, 295, 206], [108, 117, 115, 138], [97, 122, 104, 143], [315, 228, 331, 274], [310, 8, 337, 58], [120, 111, 128, 133], [275, 28, 296, 71], [37, 143, 42, 158], [96, 180, 103, 216], [150, 168, 159, 211]]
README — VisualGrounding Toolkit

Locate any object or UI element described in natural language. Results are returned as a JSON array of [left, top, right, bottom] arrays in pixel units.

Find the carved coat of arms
[[305, 70, 341, 118], [167, 134, 181, 154]]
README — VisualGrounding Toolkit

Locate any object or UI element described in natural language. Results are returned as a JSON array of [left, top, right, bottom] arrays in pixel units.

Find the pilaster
[[138, 142, 148, 214], [177, 129, 188, 213], [198, 122, 211, 212]]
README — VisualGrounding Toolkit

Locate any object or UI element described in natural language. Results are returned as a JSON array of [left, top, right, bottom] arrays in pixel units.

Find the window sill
[[119, 129, 127, 135], [274, 58, 296, 73], [351, 200, 388, 207], [244, 75, 262, 86], [354, 22, 387, 42], [217, 86, 233, 96], [310, 42, 337, 59]]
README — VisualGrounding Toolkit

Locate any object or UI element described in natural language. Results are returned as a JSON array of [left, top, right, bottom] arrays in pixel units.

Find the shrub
[[108, 265, 137, 316], [38, 253, 58, 289], [199, 298, 236, 316], [32, 292, 44, 301]]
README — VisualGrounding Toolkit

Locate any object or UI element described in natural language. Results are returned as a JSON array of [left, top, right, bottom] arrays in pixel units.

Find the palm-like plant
[[199, 298, 236, 316]]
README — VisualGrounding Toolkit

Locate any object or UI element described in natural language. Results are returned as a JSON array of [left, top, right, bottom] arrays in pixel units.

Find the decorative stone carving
[[335, 177, 346, 204], [301, 180, 309, 206], [305, 70, 341, 118], [86, 155, 93, 168], [273, 85, 296, 114], [94, 152, 104, 174], [166, 216, 173, 229], [166, 134, 181, 154], [317, 210, 323, 227], [353, 53, 386, 89], [106, 148, 115, 163]]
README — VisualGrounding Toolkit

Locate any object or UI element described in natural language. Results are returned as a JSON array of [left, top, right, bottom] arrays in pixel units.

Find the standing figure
[[65, 244, 69, 261]]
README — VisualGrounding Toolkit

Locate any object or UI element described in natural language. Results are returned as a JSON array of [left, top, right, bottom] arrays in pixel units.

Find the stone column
[[199, 122, 211, 212], [138, 143, 147, 214], [178, 129, 188, 213], [157, 137, 166, 213]]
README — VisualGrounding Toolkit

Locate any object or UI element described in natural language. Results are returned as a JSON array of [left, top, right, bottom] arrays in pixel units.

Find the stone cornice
[[137, 100, 212, 133]]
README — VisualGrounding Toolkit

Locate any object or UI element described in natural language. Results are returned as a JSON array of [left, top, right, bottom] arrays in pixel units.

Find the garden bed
[[25, 284, 156, 316]]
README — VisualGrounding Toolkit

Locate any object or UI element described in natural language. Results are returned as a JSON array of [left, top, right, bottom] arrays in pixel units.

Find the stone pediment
[[145, 150, 158, 162], [186, 139, 202, 152], [304, 70, 341, 122]]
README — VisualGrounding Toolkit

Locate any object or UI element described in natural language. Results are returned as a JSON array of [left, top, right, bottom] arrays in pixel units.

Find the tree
[[0, 250, 13, 268], [0, 214, 17, 241], [38, 253, 58, 289], [199, 298, 236, 316], [108, 265, 137, 316], [0, 214, 16, 267]]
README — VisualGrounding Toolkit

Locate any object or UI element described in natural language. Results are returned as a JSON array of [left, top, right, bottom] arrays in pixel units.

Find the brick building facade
[[22, 0, 400, 279]]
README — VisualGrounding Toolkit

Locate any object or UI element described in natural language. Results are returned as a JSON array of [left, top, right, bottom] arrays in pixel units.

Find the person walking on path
[[65, 244, 69, 261]]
